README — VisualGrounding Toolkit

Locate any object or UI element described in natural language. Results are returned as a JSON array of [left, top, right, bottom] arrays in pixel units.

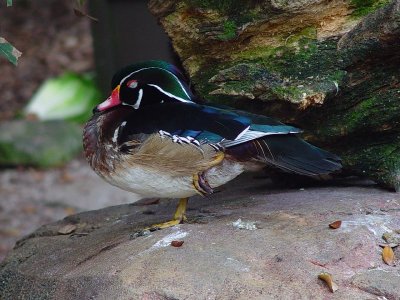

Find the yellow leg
[[210, 152, 225, 166], [173, 197, 188, 221], [145, 198, 189, 231]]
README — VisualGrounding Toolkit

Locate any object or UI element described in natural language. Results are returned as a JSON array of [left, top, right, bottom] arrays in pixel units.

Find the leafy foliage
[[1, 0, 22, 65], [1, 0, 93, 65], [0, 37, 22, 65], [25, 72, 101, 123]]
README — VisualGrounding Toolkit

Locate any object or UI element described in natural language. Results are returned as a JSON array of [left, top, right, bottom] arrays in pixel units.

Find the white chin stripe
[[133, 89, 143, 109]]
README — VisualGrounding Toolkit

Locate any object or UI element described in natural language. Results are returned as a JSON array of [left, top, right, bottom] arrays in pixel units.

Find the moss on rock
[[217, 20, 237, 41], [350, 0, 391, 17], [150, 0, 400, 188]]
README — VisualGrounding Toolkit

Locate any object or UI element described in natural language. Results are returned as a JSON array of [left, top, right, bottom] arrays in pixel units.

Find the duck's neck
[[83, 107, 132, 172]]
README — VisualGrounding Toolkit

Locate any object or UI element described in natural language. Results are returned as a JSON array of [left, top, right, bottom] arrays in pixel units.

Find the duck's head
[[94, 61, 195, 113]]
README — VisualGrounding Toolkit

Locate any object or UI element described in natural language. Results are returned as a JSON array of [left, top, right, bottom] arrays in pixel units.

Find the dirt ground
[[0, 0, 99, 261]]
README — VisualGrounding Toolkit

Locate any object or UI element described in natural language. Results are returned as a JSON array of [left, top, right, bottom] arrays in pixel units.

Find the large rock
[[1, 176, 399, 299], [148, 0, 400, 189], [0, 120, 82, 168]]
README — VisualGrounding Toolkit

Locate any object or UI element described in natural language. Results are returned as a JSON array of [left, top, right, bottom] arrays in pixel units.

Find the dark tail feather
[[227, 135, 342, 178]]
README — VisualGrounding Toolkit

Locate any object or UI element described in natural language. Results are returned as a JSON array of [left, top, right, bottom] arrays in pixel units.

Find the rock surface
[[148, 0, 400, 189], [0, 120, 82, 167], [0, 158, 141, 261], [1, 175, 399, 299]]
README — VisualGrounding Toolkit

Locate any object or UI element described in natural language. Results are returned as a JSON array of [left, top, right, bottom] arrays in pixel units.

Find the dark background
[[89, 0, 179, 95]]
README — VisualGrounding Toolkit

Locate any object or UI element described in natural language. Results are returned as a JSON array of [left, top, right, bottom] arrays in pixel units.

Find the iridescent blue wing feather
[[119, 102, 299, 146]]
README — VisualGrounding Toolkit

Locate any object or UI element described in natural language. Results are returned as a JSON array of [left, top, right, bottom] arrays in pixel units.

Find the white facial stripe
[[119, 66, 192, 101], [112, 121, 127, 144], [133, 89, 143, 109], [112, 127, 119, 143], [147, 84, 192, 103]]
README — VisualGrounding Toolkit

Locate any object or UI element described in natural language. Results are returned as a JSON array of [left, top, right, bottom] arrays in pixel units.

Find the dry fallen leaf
[[64, 207, 77, 216], [329, 220, 342, 229], [382, 246, 395, 266], [309, 260, 327, 268], [73, 7, 98, 21], [25, 113, 39, 121], [21, 205, 37, 214], [31, 170, 45, 181], [58, 224, 77, 235], [0, 228, 21, 237], [318, 272, 338, 292], [171, 240, 184, 247], [59, 171, 74, 183]]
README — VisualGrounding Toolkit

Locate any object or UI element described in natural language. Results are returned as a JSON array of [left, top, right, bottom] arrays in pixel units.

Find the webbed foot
[[144, 198, 188, 231]]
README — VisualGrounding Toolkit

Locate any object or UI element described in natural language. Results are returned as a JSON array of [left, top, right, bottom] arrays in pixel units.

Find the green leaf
[[0, 37, 22, 65], [25, 72, 102, 123], [6, 0, 12, 6]]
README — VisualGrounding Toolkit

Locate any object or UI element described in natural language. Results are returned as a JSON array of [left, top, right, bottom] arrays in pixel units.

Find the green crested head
[[111, 61, 194, 108], [94, 60, 196, 113]]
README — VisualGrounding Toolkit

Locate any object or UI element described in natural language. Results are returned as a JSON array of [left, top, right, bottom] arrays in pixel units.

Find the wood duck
[[83, 60, 342, 230]]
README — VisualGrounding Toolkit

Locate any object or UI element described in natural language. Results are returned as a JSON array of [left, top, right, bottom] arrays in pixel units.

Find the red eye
[[126, 79, 138, 89]]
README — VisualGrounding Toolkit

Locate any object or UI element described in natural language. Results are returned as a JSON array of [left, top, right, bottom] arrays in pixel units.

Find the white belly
[[101, 160, 244, 198]]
